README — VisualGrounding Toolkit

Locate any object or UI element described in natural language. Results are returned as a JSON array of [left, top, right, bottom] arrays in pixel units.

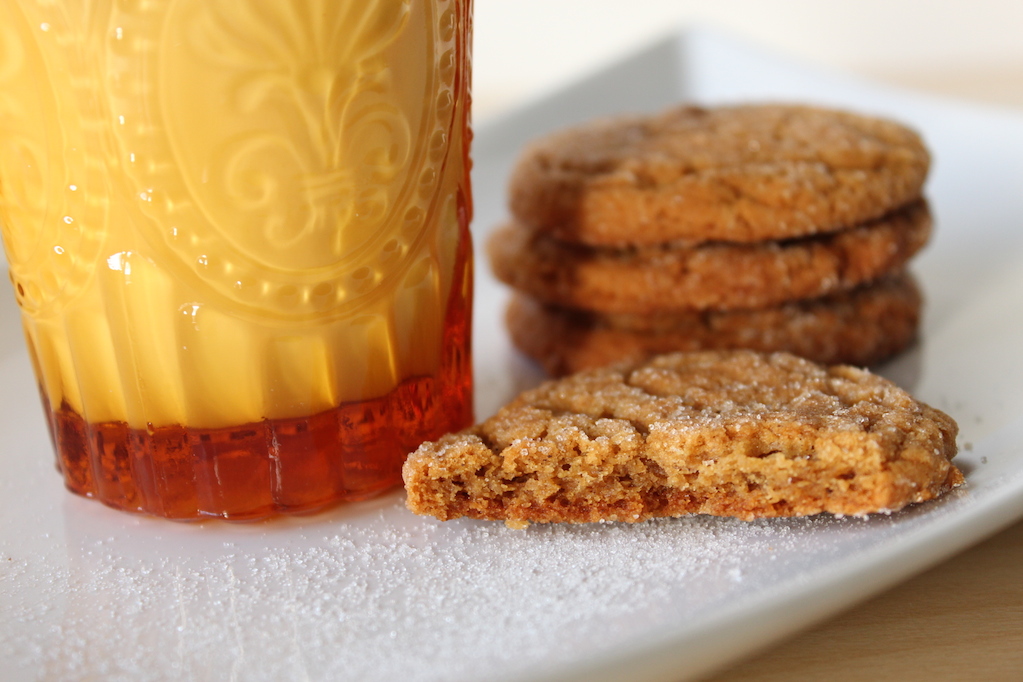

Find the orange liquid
[[1, 0, 475, 519], [46, 233, 472, 520]]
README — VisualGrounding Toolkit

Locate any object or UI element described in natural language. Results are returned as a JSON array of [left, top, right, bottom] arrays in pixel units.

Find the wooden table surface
[[706, 518, 1023, 681], [703, 70, 1023, 682]]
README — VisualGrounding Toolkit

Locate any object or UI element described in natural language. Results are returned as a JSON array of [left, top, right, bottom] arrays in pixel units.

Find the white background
[[473, 1, 1023, 119]]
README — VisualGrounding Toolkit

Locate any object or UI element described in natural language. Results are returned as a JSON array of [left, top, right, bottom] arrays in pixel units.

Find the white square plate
[[3, 28, 1023, 682]]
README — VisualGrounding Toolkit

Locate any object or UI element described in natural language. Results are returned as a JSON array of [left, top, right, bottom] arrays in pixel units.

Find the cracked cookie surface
[[508, 104, 931, 246], [403, 350, 961, 526]]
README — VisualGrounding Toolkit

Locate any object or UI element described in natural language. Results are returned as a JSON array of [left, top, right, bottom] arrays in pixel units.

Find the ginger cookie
[[505, 273, 921, 376], [508, 104, 930, 246], [488, 200, 931, 314], [403, 350, 962, 526]]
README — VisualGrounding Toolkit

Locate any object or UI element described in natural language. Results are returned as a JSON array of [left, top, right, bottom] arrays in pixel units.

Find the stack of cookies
[[487, 104, 933, 376]]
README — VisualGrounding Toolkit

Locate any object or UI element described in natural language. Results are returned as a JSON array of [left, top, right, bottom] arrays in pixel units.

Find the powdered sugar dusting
[[0, 489, 970, 682]]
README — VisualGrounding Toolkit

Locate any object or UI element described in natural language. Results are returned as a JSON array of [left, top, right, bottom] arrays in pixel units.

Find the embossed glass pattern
[[0, 0, 474, 519]]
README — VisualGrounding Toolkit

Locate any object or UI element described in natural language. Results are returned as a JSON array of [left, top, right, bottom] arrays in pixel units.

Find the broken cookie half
[[402, 350, 962, 527]]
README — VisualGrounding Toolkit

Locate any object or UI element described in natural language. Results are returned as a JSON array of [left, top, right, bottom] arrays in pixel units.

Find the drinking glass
[[0, 0, 474, 519]]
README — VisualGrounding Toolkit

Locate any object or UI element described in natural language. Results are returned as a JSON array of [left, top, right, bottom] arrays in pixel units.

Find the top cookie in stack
[[487, 103, 933, 376]]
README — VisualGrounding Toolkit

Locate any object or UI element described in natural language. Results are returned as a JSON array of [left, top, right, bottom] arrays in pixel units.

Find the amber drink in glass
[[0, 0, 474, 519]]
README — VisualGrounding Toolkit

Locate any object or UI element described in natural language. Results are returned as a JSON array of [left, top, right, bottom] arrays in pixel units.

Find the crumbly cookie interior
[[403, 351, 961, 527]]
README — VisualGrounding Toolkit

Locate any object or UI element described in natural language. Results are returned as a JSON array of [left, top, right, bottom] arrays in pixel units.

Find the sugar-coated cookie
[[508, 104, 930, 246], [489, 200, 931, 313], [403, 350, 961, 526], [505, 273, 922, 376]]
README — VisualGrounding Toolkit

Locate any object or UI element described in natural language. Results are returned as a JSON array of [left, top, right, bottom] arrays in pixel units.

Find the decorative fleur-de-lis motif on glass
[[184, 0, 415, 258]]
